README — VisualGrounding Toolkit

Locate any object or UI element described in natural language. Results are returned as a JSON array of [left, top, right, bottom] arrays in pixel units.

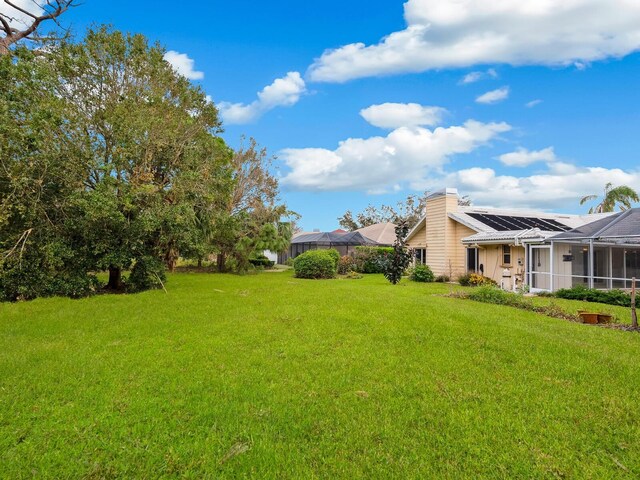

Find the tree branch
[[1, 0, 76, 54]]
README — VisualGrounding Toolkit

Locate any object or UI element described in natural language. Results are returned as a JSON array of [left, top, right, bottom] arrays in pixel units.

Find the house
[[532, 208, 640, 292], [282, 230, 378, 263], [405, 188, 612, 290], [355, 222, 397, 246]]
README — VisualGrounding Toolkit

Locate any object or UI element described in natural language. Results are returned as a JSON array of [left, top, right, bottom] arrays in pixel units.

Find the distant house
[[281, 230, 378, 263], [355, 222, 397, 246], [405, 188, 612, 290]]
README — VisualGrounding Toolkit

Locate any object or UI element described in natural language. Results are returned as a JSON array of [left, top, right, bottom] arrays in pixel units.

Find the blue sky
[[60, 0, 640, 230]]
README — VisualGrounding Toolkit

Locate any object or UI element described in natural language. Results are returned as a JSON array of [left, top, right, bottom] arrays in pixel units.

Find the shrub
[[128, 256, 166, 292], [353, 246, 393, 274], [382, 221, 412, 285], [458, 272, 498, 287], [409, 264, 435, 283], [293, 250, 337, 279], [554, 285, 636, 307], [469, 273, 498, 287], [464, 285, 579, 321], [435, 274, 450, 283], [344, 271, 363, 280], [468, 285, 528, 308], [325, 248, 340, 268], [248, 254, 275, 268], [457, 273, 472, 286], [337, 255, 356, 275], [284, 257, 295, 267]]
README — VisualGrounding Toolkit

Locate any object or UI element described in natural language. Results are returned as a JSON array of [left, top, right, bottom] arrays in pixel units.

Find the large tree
[[55, 27, 231, 289], [580, 182, 640, 214], [0, 27, 234, 299], [211, 138, 295, 272], [0, 0, 76, 55]]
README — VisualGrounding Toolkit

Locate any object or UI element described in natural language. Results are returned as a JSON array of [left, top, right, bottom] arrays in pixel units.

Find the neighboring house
[[405, 188, 612, 290], [281, 230, 378, 263], [355, 222, 397, 246]]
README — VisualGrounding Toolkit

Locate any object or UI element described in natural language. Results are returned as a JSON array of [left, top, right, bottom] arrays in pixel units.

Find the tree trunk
[[107, 266, 123, 290], [197, 258, 203, 268], [217, 253, 226, 272], [165, 247, 177, 272]]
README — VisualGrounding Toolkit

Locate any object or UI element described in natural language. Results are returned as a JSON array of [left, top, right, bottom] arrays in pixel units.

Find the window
[[415, 248, 426, 264], [467, 248, 478, 272], [502, 245, 512, 265]]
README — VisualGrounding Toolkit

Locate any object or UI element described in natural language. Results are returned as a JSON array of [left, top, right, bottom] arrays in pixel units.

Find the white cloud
[[525, 99, 543, 108], [476, 86, 510, 104], [498, 147, 556, 167], [218, 72, 306, 124], [460, 68, 498, 84], [445, 165, 640, 210], [280, 120, 510, 192], [164, 51, 204, 80], [307, 0, 640, 83], [360, 103, 446, 129]]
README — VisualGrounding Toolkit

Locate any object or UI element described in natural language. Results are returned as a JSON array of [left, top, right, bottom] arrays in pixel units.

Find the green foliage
[[293, 250, 337, 279], [0, 27, 241, 300], [458, 273, 497, 287], [435, 274, 450, 283], [325, 249, 340, 268], [469, 273, 498, 287], [127, 256, 167, 293], [580, 182, 640, 213], [343, 271, 363, 279], [554, 285, 636, 307], [353, 246, 393, 273], [383, 221, 413, 285], [409, 264, 435, 283], [468, 286, 526, 307], [464, 285, 579, 321], [337, 255, 356, 275], [249, 254, 275, 268], [337, 193, 427, 230]]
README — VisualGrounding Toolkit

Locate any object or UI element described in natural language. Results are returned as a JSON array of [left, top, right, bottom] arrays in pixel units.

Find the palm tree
[[580, 182, 640, 213]]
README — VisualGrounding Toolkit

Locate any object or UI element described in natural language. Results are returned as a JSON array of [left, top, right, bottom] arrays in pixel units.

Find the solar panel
[[466, 213, 571, 232]]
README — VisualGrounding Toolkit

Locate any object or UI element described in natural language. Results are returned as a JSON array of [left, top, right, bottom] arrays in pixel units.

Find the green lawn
[[2, 272, 640, 478]]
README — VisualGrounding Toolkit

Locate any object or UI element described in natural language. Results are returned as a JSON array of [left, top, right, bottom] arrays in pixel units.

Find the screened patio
[[285, 231, 378, 261], [525, 209, 640, 291]]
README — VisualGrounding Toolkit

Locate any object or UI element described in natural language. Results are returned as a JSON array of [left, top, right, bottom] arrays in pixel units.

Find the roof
[[551, 208, 640, 241], [452, 206, 612, 233], [449, 206, 614, 245], [462, 228, 557, 244], [355, 222, 397, 246], [291, 231, 378, 246]]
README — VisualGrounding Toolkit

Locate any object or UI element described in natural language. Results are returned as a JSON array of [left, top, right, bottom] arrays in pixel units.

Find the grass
[[2, 272, 640, 478]]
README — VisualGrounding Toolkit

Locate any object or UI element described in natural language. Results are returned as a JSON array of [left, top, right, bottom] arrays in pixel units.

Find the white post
[[632, 277, 637, 329], [608, 246, 613, 289], [550, 241, 554, 292], [589, 239, 595, 289], [528, 245, 533, 288]]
